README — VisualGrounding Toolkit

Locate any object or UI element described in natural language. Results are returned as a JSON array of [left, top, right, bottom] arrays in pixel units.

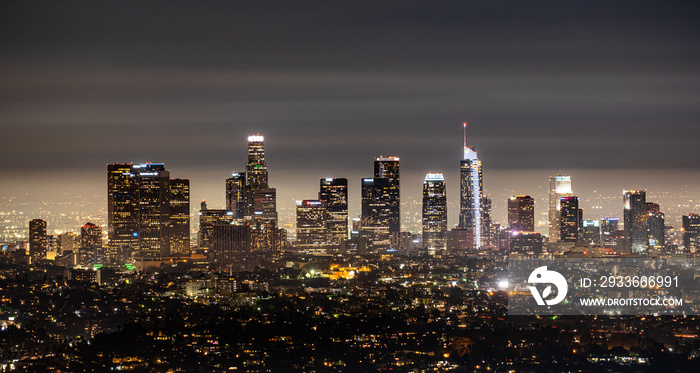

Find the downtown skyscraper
[[220, 134, 285, 256], [548, 175, 572, 242], [319, 178, 348, 246], [107, 163, 190, 259], [422, 173, 447, 251], [459, 123, 483, 249], [374, 156, 400, 235], [360, 156, 399, 252], [624, 190, 647, 253], [507, 195, 535, 233]]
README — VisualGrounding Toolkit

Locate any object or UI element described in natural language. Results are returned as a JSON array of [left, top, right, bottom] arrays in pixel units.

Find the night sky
[[1, 1, 699, 231]]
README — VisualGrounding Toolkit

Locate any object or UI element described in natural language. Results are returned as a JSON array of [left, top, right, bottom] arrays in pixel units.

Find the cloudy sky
[[1, 1, 699, 231]]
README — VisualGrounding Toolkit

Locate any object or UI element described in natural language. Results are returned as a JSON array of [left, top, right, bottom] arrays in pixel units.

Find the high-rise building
[[133, 163, 171, 258], [232, 134, 284, 255], [107, 163, 190, 259], [319, 178, 348, 245], [81, 222, 102, 249], [422, 173, 447, 251], [682, 214, 700, 253], [169, 178, 190, 254], [481, 195, 494, 248], [645, 202, 665, 251], [459, 123, 483, 249], [361, 177, 391, 250], [600, 217, 620, 247], [246, 134, 268, 189], [225, 172, 247, 219], [548, 175, 572, 243], [210, 222, 248, 262], [107, 163, 138, 253], [581, 220, 601, 246], [296, 200, 327, 248], [374, 156, 400, 234], [29, 219, 47, 258], [58, 232, 79, 253], [623, 190, 647, 253], [507, 195, 535, 232], [198, 202, 235, 251], [560, 196, 581, 242]]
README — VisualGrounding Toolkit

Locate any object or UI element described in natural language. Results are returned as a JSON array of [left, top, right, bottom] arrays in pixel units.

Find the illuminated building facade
[[682, 214, 700, 253], [296, 200, 327, 248], [246, 134, 268, 189], [509, 231, 543, 255], [225, 172, 247, 219], [198, 201, 235, 251], [29, 218, 47, 258], [459, 142, 483, 249], [560, 196, 581, 242], [80, 222, 102, 249], [107, 163, 138, 253], [548, 175, 572, 242], [107, 163, 191, 259], [319, 178, 348, 245], [361, 177, 391, 250], [169, 178, 190, 254], [374, 156, 400, 235], [210, 222, 248, 262], [581, 220, 601, 246], [422, 173, 447, 251], [134, 163, 171, 258], [507, 195, 535, 232], [623, 190, 647, 253], [600, 217, 620, 247], [224, 134, 284, 255], [645, 202, 665, 251], [481, 195, 494, 248]]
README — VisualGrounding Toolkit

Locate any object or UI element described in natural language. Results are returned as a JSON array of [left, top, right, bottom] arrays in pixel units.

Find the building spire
[[463, 122, 467, 147]]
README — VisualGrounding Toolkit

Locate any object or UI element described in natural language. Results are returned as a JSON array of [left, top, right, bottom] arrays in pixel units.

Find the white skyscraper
[[548, 175, 572, 242], [459, 123, 483, 249]]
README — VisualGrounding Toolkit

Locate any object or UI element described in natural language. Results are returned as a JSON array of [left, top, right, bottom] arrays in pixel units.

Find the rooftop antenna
[[463, 122, 468, 147]]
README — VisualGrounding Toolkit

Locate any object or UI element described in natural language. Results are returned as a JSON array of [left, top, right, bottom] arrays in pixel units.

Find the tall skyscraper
[[29, 219, 47, 258], [107, 163, 138, 253], [682, 214, 700, 253], [548, 175, 572, 242], [374, 156, 400, 234], [481, 195, 494, 248], [107, 163, 190, 259], [623, 190, 647, 253], [227, 134, 284, 255], [507, 195, 535, 232], [169, 178, 190, 254], [361, 177, 391, 250], [225, 172, 247, 219], [645, 202, 665, 252], [600, 217, 620, 247], [296, 200, 327, 248], [422, 173, 447, 251], [134, 163, 171, 258], [560, 196, 581, 242], [459, 123, 483, 249], [319, 178, 348, 245], [246, 134, 268, 189]]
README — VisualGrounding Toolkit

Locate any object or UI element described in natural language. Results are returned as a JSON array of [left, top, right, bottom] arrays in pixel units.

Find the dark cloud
[[1, 1, 699, 229]]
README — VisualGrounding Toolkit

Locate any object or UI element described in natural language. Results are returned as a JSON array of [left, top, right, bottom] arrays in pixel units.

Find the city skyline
[[1, 2, 700, 371]]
